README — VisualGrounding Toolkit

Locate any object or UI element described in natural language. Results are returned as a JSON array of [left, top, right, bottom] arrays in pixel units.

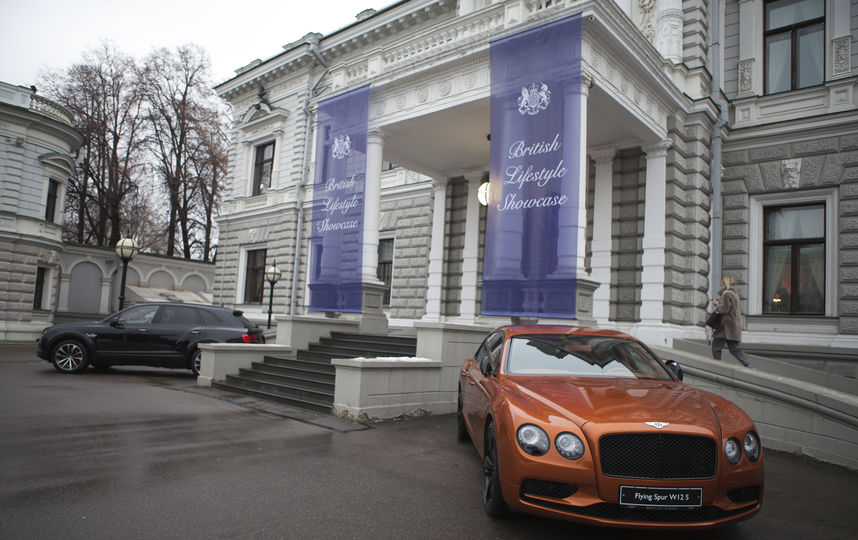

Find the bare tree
[[141, 45, 220, 259], [42, 43, 147, 247]]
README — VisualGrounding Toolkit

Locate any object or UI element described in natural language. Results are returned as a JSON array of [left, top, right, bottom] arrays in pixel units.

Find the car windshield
[[504, 334, 672, 380]]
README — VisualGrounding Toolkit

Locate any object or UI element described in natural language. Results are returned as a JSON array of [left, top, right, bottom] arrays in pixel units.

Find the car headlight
[[725, 437, 742, 464], [555, 432, 585, 460], [744, 431, 761, 462], [517, 424, 549, 456]]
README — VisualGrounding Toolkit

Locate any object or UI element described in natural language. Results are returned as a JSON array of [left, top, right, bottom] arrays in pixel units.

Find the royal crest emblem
[[517, 82, 551, 116], [331, 134, 351, 160], [645, 422, 670, 429]]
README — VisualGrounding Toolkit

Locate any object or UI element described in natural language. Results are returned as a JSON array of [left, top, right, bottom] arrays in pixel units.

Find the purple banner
[[309, 85, 370, 313], [483, 15, 583, 318]]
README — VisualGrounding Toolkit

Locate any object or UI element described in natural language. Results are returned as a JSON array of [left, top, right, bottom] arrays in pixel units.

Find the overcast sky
[[1, 0, 397, 88]]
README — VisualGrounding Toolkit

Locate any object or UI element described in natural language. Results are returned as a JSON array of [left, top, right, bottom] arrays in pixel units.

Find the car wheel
[[483, 421, 508, 517], [51, 340, 90, 374], [190, 349, 201, 377], [457, 386, 470, 442]]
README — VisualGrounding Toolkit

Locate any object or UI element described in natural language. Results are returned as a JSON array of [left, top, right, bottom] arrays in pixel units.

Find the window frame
[[749, 188, 837, 316], [241, 248, 268, 304], [251, 141, 276, 196], [377, 238, 395, 307], [33, 266, 48, 310], [763, 0, 826, 94], [45, 179, 59, 222]]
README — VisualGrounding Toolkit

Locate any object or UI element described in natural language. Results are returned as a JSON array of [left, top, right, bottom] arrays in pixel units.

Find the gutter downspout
[[289, 40, 329, 315], [709, 0, 728, 302]]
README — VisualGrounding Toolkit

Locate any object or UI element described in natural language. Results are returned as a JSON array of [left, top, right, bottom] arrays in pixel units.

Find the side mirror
[[110, 319, 123, 328], [665, 360, 683, 381], [479, 356, 492, 377]]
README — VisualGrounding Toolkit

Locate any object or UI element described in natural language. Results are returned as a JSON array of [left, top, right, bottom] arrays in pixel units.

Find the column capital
[[642, 139, 672, 158], [590, 147, 617, 164], [367, 129, 386, 144], [432, 177, 450, 190]]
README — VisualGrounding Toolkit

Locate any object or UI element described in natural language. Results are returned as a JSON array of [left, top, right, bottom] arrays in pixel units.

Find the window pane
[[766, 33, 791, 94], [764, 245, 792, 313], [263, 143, 274, 160], [378, 239, 394, 262], [765, 0, 824, 30], [797, 23, 824, 88], [244, 249, 267, 304], [796, 244, 824, 313], [765, 204, 824, 241]]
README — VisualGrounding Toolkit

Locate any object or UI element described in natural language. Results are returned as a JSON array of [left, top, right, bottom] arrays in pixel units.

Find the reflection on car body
[[457, 325, 763, 529], [37, 302, 264, 377]]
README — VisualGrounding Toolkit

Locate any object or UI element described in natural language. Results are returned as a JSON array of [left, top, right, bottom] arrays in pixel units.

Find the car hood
[[504, 377, 722, 431]]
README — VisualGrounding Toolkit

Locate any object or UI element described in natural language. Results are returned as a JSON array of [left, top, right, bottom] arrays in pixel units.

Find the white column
[[362, 130, 384, 284], [423, 177, 448, 321], [590, 148, 616, 324], [655, 0, 684, 64], [640, 140, 671, 327], [460, 172, 482, 323]]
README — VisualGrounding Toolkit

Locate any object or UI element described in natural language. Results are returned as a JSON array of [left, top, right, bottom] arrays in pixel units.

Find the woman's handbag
[[705, 311, 723, 330]]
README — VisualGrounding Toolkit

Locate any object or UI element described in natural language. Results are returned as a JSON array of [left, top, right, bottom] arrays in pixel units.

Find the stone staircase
[[212, 332, 417, 413]]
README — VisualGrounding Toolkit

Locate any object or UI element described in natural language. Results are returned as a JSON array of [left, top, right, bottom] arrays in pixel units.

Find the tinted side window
[[158, 306, 200, 325], [118, 305, 159, 325], [488, 332, 504, 373], [198, 309, 221, 327]]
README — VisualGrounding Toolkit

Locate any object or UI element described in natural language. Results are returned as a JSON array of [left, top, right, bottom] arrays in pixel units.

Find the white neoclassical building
[[211, 0, 858, 351]]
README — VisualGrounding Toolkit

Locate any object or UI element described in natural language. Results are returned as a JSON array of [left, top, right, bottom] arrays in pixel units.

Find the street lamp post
[[265, 260, 282, 329], [115, 238, 139, 311]]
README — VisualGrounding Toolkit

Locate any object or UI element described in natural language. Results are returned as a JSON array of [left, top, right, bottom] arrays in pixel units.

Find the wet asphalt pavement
[[1, 343, 856, 540]]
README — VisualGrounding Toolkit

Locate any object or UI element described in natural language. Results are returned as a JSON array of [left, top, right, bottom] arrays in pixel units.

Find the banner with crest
[[482, 15, 583, 318], [309, 85, 370, 313]]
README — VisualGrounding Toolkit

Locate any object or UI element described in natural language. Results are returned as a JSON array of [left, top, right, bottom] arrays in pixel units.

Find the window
[[763, 204, 825, 314], [157, 305, 201, 325], [33, 267, 47, 310], [377, 239, 394, 306], [764, 0, 825, 94], [243, 249, 267, 304], [45, 179, 59, 222], [117, 305, 159, 325], [252, 141, 275, 196]]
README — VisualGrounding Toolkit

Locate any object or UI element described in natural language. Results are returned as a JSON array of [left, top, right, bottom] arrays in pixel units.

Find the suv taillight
[[242, 334, 260, 343]]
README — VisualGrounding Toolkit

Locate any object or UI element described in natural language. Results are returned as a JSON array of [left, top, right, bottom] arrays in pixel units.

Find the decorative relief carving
[[439, 81, 452, 97], [396, 95, 407, 110], [417, 87, 429, 103], [655, 13, 683, 62], [738, 60, 754, 95], [833, 37, 850, 76], [781, 158, 801, 189], [639, 0, 656, 43]]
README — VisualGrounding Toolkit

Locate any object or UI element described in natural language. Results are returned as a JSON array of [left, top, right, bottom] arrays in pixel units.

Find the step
[[250, 361, 336, 383], [318, 337, 416, 355], [212, 381, 332, 413], [308, 343, 415, 358], [222, 374, 334, 403], [238, 368, 335, 393], [330, 332, 417, 347], [264, 355, 336, 372]]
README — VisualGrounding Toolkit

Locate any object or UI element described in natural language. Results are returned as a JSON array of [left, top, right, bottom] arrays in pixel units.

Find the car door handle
[[191, 330, 201, 334], [138, 329, 148, 333]]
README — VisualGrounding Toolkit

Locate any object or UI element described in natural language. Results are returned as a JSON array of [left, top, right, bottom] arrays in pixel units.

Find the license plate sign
[[620, 486, 702, 508]]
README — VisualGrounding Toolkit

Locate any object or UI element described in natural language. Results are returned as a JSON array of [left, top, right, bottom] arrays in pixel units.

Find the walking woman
[[712, 276, 751, 368]]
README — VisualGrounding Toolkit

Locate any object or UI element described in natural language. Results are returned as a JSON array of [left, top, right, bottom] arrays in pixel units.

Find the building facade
[[212, 0, 858, 349], [1, 82, 82, 339], [0, 81, 216, 339]]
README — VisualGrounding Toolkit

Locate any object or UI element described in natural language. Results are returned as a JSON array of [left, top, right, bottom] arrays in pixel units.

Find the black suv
[[37, 303, 264, 376]]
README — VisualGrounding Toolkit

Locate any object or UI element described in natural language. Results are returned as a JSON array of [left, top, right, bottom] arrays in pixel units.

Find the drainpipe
[[709, 0, 728, 302], [289, 39, 329, 315]]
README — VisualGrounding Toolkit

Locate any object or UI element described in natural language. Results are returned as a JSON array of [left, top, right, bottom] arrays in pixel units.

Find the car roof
[[128, 302, 235, 313], [497, 325, 637, 341]]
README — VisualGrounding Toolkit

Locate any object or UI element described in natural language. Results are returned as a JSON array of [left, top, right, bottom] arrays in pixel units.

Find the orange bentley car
[[457, 325, 763, 529]]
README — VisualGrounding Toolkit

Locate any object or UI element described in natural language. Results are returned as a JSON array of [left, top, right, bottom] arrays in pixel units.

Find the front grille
[[520, 479, 578, 500], [599, 433, 717, 480]]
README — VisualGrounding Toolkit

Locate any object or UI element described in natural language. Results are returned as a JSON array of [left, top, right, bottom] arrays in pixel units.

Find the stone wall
[[664, 114, 714, 326], [379, 185, 433, 320], [613, 148, 646, 322], [722, 131, 858, 334]]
